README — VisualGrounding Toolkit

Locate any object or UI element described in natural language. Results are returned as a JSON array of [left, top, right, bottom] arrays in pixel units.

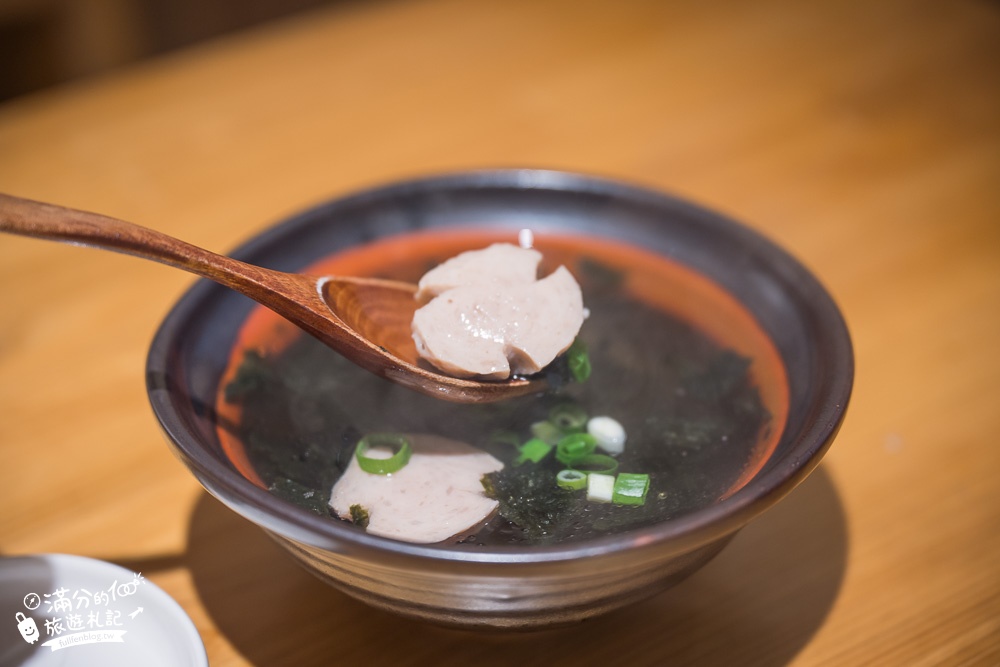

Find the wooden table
[[2, 0, 998, 664]]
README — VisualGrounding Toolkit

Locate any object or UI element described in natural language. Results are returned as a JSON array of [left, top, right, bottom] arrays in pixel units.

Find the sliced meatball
[[329, 434, 503, 544], [411, 245, 585, 379], [415, 242, 541, 301]]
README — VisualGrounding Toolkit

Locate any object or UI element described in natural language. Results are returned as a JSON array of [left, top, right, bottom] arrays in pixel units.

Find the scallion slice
[[354, 433, 412, 475], [556, 433, 597, 465], [587, 472, 615, 503], [515, 438, 553, 466], [613, 473, 650, 505], [549, 403, 588, 432], [531, 420, 564, 445], [587, 415, 627, 455], [567, 338, 591, 383], [556, 469, 588, 490]]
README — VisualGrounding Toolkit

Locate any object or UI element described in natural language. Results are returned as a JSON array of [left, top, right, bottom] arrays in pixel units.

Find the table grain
[[2, 0, 998, 664]]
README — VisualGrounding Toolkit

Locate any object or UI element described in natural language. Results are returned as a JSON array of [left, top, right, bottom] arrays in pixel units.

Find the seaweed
[[269, 477, 332, 516], [225, 348, 354, 503], [483, 463, 689, 543], [219, 268, 774, 546], [681, 350, 752, 401], [659, 417, 730, 451], [349, 504, 370, 529], [224, 350, 276, 403], [483, 466, 575, 541]]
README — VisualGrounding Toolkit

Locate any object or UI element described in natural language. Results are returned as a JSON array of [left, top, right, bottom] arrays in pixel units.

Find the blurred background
[[0, 0, 343, 101]]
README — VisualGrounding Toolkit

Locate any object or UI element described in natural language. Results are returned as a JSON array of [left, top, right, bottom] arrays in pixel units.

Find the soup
[[214, 230, 788, 547]]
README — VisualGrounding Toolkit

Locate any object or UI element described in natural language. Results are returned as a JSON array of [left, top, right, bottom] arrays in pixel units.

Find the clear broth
[[214, 230, 788, 546]]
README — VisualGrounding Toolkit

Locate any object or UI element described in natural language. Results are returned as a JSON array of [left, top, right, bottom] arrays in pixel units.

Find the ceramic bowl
[[147, 170, 852, 630]]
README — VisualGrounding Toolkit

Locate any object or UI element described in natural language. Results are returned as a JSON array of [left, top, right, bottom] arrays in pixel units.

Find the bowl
[[147, 169, 853, 630]]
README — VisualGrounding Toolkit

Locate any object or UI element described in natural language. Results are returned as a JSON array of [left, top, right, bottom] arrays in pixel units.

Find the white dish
[[1, 554, 206, 666]]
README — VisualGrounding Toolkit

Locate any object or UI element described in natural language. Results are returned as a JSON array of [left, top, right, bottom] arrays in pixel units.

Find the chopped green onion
[[587, 473, 615, 503], [613, 473, 650, 505], [556, 469, 588, 490], [514, 438, 553, 466], [587, 415, 627, 455], [556, 433, 597, 465], [549, 403, 588, 432], [568, 453, 619, 476], [530, 420, 564, 445], [354, 433, 412, 475], [567, 338, 591, 383]]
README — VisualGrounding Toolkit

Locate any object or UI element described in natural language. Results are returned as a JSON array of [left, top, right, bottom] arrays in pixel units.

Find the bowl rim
[[147, 168, 854, 565]]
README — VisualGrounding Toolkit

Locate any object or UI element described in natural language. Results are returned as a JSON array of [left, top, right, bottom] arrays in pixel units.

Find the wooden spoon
[[0, 193, 545, 403]]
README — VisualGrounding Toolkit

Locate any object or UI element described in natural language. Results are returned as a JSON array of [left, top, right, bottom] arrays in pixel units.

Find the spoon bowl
[[0, 193, 543, 403]]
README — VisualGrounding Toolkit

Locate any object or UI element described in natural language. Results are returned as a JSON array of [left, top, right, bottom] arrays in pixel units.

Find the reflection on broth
[[214, 231, 788, 547]]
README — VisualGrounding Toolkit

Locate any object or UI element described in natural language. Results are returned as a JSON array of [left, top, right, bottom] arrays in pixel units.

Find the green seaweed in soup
[[220, 257, 771, 547]]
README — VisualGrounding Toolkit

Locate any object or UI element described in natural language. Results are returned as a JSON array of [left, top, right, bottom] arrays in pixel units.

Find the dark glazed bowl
[[147, 170, 853, 629]]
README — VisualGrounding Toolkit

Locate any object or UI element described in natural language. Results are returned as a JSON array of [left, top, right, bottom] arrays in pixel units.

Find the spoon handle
[[0, 193, 295, 297], [0, 193, 545, 403]]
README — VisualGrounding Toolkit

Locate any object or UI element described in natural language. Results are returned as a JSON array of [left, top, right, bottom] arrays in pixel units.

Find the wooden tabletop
[[2, 0, 998, 664]]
